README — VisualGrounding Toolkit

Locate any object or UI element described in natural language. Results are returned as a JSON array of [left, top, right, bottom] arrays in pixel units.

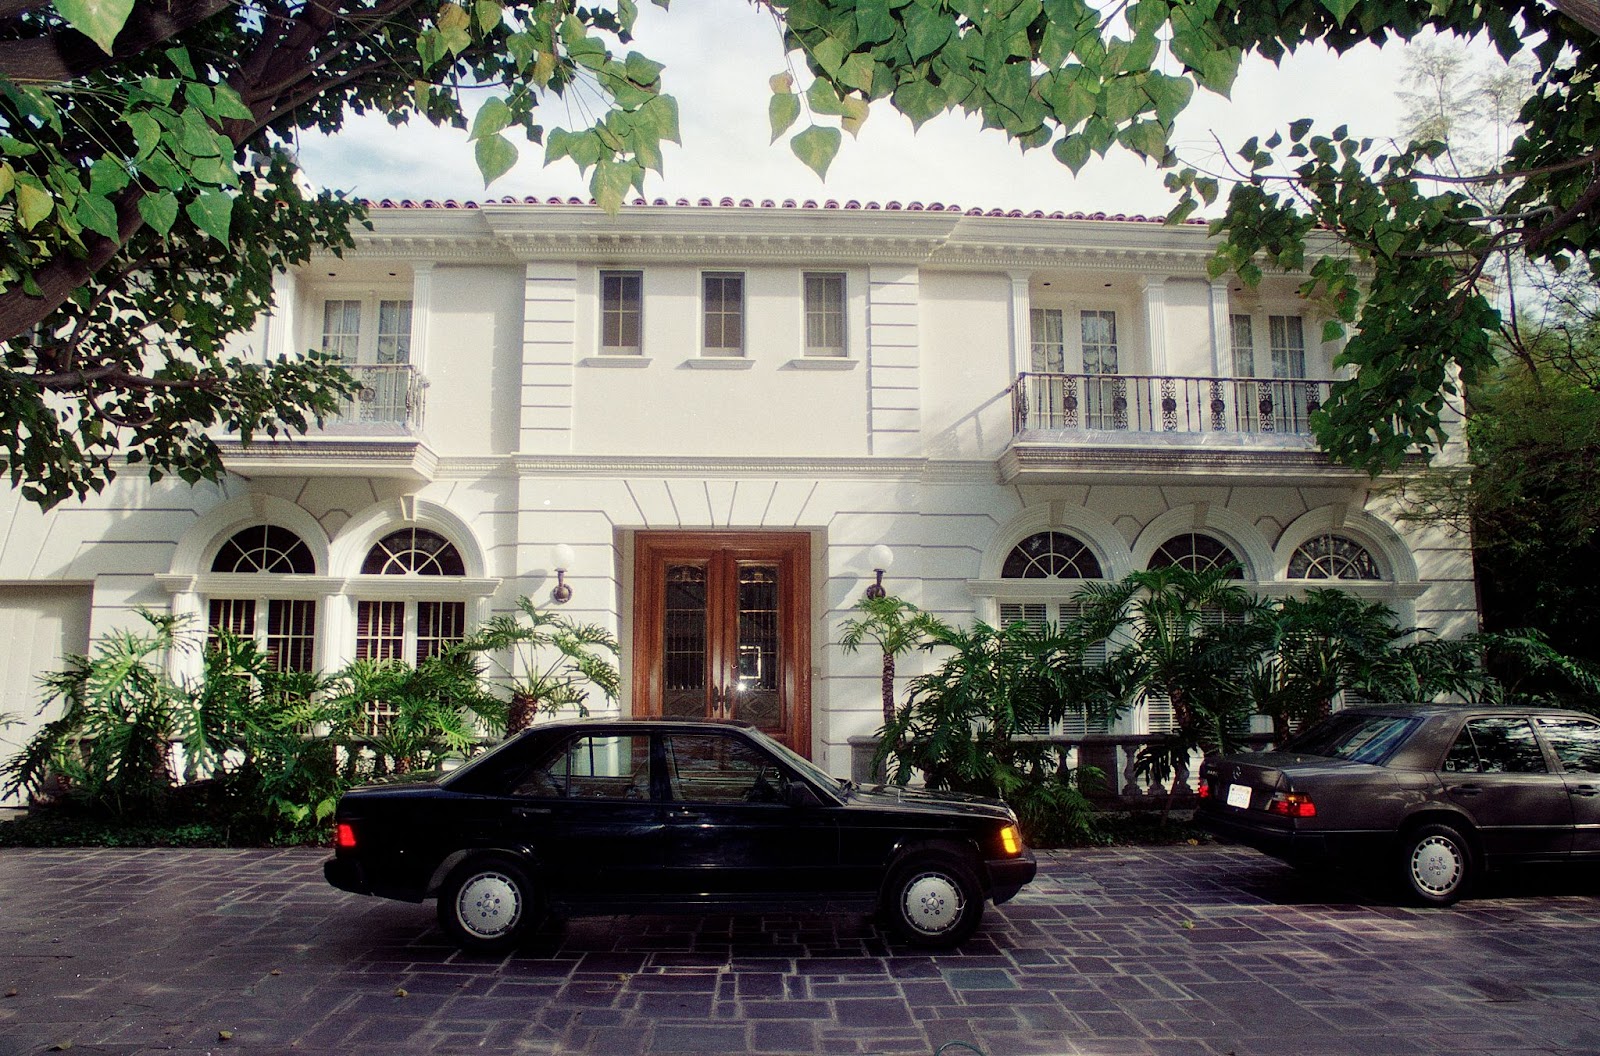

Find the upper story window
[[206, 525, 318, 672], [1230, 312, 1307, 380], [320, 298, 413, 366], [803, 272, 846, 356], [1288, 534, 1382, 580], [1148, 533, 1243, 577], [703, 272, 745, 357], [1030, 308, 1065, 373], [1080, 310, 1118, 376], [356, 528, 468, 669], [600, 270, 643, 355]]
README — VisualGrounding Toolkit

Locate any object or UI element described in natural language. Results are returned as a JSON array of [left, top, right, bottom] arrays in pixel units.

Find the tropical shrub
[[460, 597, 619, 734]]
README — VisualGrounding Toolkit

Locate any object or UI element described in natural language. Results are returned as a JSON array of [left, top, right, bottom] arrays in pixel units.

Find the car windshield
[[748, 728, 845, 800], [1280, 712, 1424, 764]]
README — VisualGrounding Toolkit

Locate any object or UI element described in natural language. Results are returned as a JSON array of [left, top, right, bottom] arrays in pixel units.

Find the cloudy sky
[[295, 2, 1426, 217]]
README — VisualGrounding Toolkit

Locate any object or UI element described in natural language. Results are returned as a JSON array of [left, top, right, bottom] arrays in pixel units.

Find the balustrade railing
[[333, 364, 426, 430], [1011, 371, 1332, 437]]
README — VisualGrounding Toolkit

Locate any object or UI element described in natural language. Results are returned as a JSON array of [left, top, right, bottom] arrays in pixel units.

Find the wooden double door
[[632, 532, 811, 755]]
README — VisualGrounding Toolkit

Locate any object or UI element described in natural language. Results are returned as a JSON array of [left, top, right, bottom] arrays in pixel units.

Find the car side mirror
[[786, 781, 823, 808]]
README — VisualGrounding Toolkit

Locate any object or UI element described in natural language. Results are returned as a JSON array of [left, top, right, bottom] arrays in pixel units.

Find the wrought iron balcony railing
[[1011, 372, 1332, 437], [332, 364, 426, 431]]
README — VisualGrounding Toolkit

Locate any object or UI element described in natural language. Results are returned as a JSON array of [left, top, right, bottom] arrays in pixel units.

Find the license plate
[[1226, 783, 1252, 809]]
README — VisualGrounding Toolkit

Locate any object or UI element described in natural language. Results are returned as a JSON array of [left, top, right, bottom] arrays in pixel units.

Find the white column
[[1007, 271, 1031, 377], [1140, 275, 1168, 374], [1209, 279, 1232, 376], [265, 271, 295, 361]]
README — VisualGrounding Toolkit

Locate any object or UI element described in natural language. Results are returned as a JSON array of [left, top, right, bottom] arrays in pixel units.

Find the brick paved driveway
[[1, 845, 1598, 1056]]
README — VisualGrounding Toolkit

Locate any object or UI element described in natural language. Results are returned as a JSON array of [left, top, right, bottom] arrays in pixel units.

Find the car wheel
[[1400, 823, 1474, 906], [437, 856, 539, 952], [883, 854, 985, 948]]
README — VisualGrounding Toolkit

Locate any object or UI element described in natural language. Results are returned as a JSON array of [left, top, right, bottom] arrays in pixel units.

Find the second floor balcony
[[331, 364, 427, 434], [1003, 371, 1362, 486]]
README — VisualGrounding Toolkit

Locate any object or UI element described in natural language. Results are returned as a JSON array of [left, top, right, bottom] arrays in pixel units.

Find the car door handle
[[513, 806, 552, 817], [667, 809, 703, 822], [1574, 785, 1600, 797], [1450, 784, 1483, 796]]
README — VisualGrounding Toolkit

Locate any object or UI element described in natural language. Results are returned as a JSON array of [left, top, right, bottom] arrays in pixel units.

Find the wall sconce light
[[864, 544, 895, 599], [550, 543, 575, 605]]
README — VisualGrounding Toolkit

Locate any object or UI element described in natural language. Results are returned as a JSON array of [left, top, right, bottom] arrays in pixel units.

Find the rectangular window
[[1080, 310, 1118, 374], [417, 601, 467, 662], [1029, 308, 1065, 373], [207, 598, 315, 673], [1229, 314, 1256, 377], [321, 300, 362, 364], [600, 270, 643, 355], [376, 300, 412, 365], [803, 272, 846, 356], [356, 600, 405, 661], [703, 272, 744, 356], [1269, 315, 1306, 379]]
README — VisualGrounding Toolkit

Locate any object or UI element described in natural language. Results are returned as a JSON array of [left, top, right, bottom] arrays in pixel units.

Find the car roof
[[518, 716, 759, 733], [1339, 702, 1599, 721]]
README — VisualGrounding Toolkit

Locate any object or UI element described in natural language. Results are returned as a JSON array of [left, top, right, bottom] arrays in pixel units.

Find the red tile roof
[[359, 195, 1201, 223]]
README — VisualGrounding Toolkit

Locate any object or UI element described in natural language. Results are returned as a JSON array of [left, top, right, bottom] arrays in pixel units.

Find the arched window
[[357, 528, 467, 665], [1001, 532, 1103, 579], [1148, 533, 1243, 577], [1288, 534, 1383, 580], [206, 526, 317, 671], [997, 531, 1106, 736], [360, 528, 466, 576]]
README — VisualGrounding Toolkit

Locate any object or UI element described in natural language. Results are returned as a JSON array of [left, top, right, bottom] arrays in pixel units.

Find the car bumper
[[987, 850, 1038, 904], [323, 856, 371, 895], [1196, 809, 1391, 865]]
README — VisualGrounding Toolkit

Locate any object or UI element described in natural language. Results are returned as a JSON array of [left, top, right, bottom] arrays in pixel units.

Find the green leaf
[[185, 190, 233, 243], [437, 2, 473, 54], [840, 95, 869, 138], [475, 0, 502, 30], [1053, 133, 1090, 173], [14, 179, 53, 230], [165, 45, 196, 79], [806, 78, 846, 116], [470, 97, 511, 140], [590, 157, 636, 214], [769, 91, 801, 143], [52, 0, 135, 53], [475, 132, 520, 185], [624, 51, 663, 87], [0, 164, 12, 196], [1317, 0, 1359, 24], [855, 0, 895, 44], [790, 124, 841, 179], [208, 84, 255, 122], [89, 157, 129, 195], [891, 79, 946, 129], [138, 190, 179, 235], [76, 193, 120, 240], [1321, 320, 1345, 343], [904, 3, 954, 61]]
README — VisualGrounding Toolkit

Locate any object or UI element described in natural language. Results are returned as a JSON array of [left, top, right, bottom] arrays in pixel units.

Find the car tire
[[437, 856, 539, 952], [1400, 823, 1474, 906], [882, 853, 985, 948]]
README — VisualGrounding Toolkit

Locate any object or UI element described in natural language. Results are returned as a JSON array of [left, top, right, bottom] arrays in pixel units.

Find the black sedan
[[1196, 704, 1600, 904], [325, 718, 1036, 951]]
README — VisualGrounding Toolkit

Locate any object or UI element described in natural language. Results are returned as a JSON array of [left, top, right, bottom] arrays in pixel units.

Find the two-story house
[[0, 198, 1475, 785]]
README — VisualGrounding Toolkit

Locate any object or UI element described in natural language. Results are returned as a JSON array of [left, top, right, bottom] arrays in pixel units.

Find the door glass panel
[[664, 733, 786, 804], [1536, 717, 1600, 774], [663, 564, 708, 719], [734, 563, 782, 731], [1453, 717, 1548, 774], [521, 734, 652, 800]]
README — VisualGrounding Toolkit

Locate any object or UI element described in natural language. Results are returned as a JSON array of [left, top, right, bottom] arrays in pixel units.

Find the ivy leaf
[[892, 79, 946, 129], [790, 124, 841, 179], [475, 132, 520, 185], [185, 190, 234, 243], [840, 95, 869, 138], [806, 78, 845, 116], [854, 0, 895, 44], [769, 91, 800, 143], [52, 0, 135, 53], [138, 190, 179, 236], [904, 2, 954, 61]]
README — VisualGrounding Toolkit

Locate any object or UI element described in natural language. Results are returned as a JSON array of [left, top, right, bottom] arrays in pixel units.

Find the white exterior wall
[[0, 203, 1480, 794]]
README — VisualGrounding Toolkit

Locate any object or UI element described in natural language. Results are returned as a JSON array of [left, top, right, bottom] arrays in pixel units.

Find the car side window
[[1444, 717, 1548, 774], [516, 734, 652, 800], [663, 732, 787, 805], [1535, 717, 1600, 775]]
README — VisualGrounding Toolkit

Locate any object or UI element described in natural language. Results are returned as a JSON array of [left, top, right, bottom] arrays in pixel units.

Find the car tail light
[[335, 822, 357, 849], [1267, 792, 1317, 818], [1196, 777, 1211, 799], [998, 824, 1022, 856]]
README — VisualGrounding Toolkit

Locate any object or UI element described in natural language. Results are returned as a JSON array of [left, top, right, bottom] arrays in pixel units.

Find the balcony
[[216, 365, 436, 483], [1001, 371, 1364, 485]]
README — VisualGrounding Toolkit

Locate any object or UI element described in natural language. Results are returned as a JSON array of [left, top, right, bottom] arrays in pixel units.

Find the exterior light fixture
[[865, 544, 895, 600], [551, 543, 575, 604]]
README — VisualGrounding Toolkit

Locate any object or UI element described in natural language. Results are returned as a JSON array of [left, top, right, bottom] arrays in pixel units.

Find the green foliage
[[460, 597, 619, 734], [838, 595, 946, 727], [322, 650, 504, 776]]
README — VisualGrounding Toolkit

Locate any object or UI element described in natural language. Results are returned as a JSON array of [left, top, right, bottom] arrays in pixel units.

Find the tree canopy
[[2, 0, 1596, 506]]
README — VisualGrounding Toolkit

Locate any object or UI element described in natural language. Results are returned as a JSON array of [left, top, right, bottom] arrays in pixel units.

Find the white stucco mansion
[[0, 197, 1475, 785]]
